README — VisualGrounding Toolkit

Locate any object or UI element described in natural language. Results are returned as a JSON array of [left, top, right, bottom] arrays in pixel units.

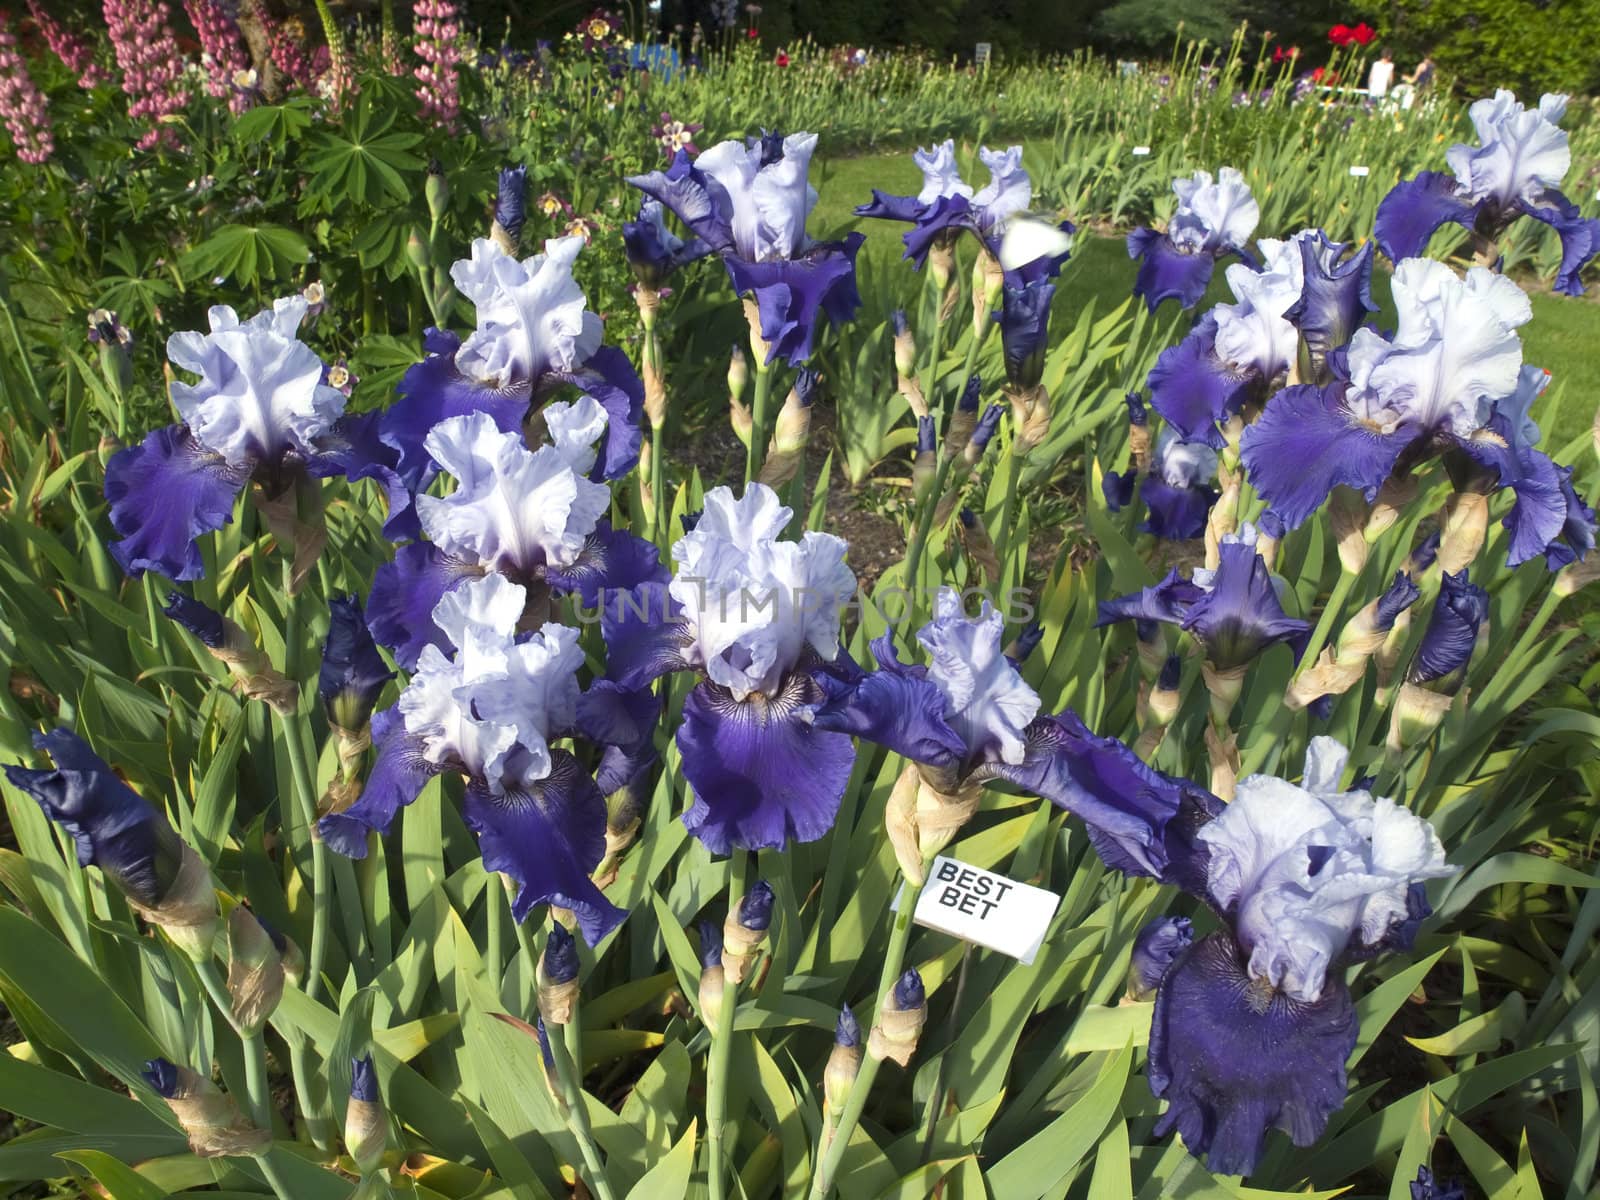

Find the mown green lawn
[[812, 143, 1600, 450]]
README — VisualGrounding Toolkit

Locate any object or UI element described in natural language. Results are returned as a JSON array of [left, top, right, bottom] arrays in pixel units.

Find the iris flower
[[1376, 91, 1600, 296], [342, 236, 644, 541], [1125, 430, 1220, 541], [1242, 258, 1595, 568], [319, 573, 637, 943], [1129, 168, 1260, 312], [853, 139, 1033, 265], [621, 196, 711, 288], [812, 588, 1222, 885], [366, 400, 665, 669], [602, 483, 858, 853], [105, 295, 347, 580], [1148, 230, 1376, 447], [1145, 737, 1454, 1175], [626, 132, 863, 364]]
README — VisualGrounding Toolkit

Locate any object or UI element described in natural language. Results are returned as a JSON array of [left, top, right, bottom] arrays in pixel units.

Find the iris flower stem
[[916, 943, 973, 1157], [808, 859, 931, 1200], [486, 874, 504, 990], [904, 456, 955, 603], [642, 320, 668, 544], [997, 433, 1025, 562], [706, 851, 750, 1200], [546, 1005, 618, 1200], [745, 363, 775, 484], [243, 1031, 273, 1130]]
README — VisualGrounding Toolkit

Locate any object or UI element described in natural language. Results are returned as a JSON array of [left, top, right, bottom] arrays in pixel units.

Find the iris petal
[[104, 425, 247, 580], [319, 708, 440, 856], [1375, 171, 1479, 264], [366, 542, 479, 669]]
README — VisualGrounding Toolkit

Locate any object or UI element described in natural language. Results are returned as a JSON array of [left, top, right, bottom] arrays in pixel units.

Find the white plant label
[[1349, 165, 1370, 177], [1132, 145, 1152, 157], [893, 856, 1062, 965]]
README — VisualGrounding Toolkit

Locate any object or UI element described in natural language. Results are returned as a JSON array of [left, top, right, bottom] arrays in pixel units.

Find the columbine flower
[[104, 296, 347, 582], [1128, 168, 1260, 311], [627, 132, 863, 364], [1240, 258, 1591, 569], [1148, 230, 1376, 447], [5, 729, 219, 958], [602, 483, 858, 853], [652, 112, 703, 158], [622, 197, 711, 289], [1145, 737, 1453, 1175], [814, 589, 1221, 886], [340, 236, 644, 541], [365, 404, 665, 669], [853, 140, 1033, 268], [319, 574, 627, 942], [1376, 91, 1600, 296]]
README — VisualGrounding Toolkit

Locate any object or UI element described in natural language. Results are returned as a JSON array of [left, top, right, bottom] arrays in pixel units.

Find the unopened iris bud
[[1288, 571, 1422, 709], [1125, 391, 1152, 470], [252, 473, 327, 595], [1438, 491, 1490, 574], [972, 248, 1004, 339], [1409, 530, 1441, 576], [1005, 622, 1043, 665], [1126, 915, 1192, 1001], [405, 227, 431, 272], [538, 924, 581, 1025], [1255, 510, 1284, 571], [319, 594, 394, 736], [998, 280, 1053, 392], [425, 162, 449, 224], [957, 508, 1000, 578], [912, 415, 938, 493], [759, 367, 819, 488], [892, 310, 915, 378], [226, 906, 285, 1035], [534, 1017, 562, 1100], [964, 404, 1004, 465], [727, 345, 748, 400], [944, 372, 983, 458], [142, 1058, 270, 1158], [492, 164, 527, 253], [696, 919, 725, 1024], [868, 969, 927, 1067], [1388, 570, 1488, 751], [346, 1055, 387, 1173], [823, 1005, 863, 1115], [5, 729, 219, 960], [165, 593, 298, 714], [1148, 655, 1182, 724], [722, 880, 775, 985]]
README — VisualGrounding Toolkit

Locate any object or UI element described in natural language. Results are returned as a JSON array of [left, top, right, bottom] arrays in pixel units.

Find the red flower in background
[[1310, 65, 1327, 82], [1349, 22, 1376, 44], [775, 50, 789, 66], [746, 28, 758, 39], [1272, 44, 1300, 62], [1328, 24, 1353, 45]]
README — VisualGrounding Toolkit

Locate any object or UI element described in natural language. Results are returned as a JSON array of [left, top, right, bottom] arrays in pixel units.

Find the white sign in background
[[893, 855, 1062, 966]]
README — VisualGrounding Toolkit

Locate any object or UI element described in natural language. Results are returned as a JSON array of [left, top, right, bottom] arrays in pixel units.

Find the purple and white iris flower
[[994, 218, 1076, 394], [853, 140, 1033, 265], [621, 196, 711, 288], [105, 296, 346, 580], [1242, 258, 1594, 567], [602, 483, 859, 854], [1375, 91, 1600, 296], [319, 574, 628, 942], [1110, 430, 1220, 541], [1097, 538, 1310, 672], [1147, 230, 1376, 447], [343, 236, 644, 540], [626, 132, 863, 364], [1146, 737, 1454, 1175], [1128, 168, 1260, 312], [366, 401, 665, 669], [812, 588, 1223, 885]]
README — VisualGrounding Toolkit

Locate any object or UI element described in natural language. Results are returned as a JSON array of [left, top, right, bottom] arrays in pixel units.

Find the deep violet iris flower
[[340, 236, 644, 542], [1147, 230, 1376, 447], [319, 573, 644, 943], [365, 398, 665, 669], [1241, 257, 1595, 568], [626, 132, 863, 364], [1128, 168, 1260, 312], [601, 483, 858, 854], [621, 196, 711, 288], [852, 139, 1032, 265], [1375, 91, 1600, 296], [1145, 737, 1454, 1175], [1136, 430, 1220, 541], [812, 588, 1222, 884], [104, 295, 347, 580]]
